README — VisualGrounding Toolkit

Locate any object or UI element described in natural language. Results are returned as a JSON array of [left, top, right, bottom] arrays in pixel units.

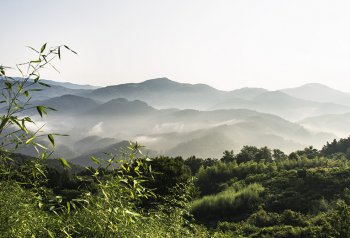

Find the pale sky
[[2, 0, 350, 91]]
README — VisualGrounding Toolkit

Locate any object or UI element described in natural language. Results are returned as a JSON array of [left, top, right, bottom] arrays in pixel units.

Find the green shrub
[[191, 183, 264, 224]]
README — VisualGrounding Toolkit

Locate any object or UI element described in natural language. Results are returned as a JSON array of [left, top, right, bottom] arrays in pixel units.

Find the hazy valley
[[10, 77, 350, 166]]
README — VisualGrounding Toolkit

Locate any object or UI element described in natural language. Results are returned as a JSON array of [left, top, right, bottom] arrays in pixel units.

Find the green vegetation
[[191, 183, 264, 223], [3, 45, 350, 237], [6, 137, 350, 237]]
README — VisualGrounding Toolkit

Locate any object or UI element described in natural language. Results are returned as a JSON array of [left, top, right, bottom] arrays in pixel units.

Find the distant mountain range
[[86, 78, 225, 110], [282, 83, 350, 106], [38, 79, 100, 90], [30, 95, 336, 160], [24, 77, 350, 121], [300, 112, 350, 138], [0, 77, 96, 101], [9, 77, 350, 164]]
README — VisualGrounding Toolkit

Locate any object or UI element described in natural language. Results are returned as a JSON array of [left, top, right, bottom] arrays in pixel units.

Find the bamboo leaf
[[67, 202, 71, 214], [36, 106, 47, 117], [90, 156, 100, 165], [64, 45, 78, 55], [40, 43, 47, 53], [58, 158, 71, 169], [25, 137, 36, 144], [26, 46, 39, 53], [38, 82, 51, 87], [0, 118, 9, 130], [58, 46, 61, 59], [48, 134, 55, 147]]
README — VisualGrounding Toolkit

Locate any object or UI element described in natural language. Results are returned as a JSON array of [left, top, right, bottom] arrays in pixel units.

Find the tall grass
[[191, 183, 264, 223]]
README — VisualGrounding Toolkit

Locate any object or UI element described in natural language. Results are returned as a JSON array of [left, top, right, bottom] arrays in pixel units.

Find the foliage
[[322, 137, 350, 159], [191, 183, 264, 225]]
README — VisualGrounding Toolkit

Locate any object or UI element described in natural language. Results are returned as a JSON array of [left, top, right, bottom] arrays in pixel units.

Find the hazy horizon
[[28, 77, 350, 94], [3, 0, 350, 91]]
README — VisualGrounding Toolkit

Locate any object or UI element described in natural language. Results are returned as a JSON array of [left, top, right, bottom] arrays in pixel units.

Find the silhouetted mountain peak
[[107, 98, 129, 104], [32, 94, 100, 114], [88, 98, 156, 115], [142, 77, 173, 84], [255, 91, 302, 101], [104, 98, 150, 107], [300, 83, 333, 89], [284, 83, 341, 93], [281, 83, 350, 105], [229, 87, 269, 100]]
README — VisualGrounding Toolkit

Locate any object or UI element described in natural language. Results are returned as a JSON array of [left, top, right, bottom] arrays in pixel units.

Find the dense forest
[[2, 45, 350, 237], [3, 138, 350, 237]]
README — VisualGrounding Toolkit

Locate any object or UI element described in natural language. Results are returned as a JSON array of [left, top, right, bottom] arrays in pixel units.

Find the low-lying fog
[[10, 78, 350, 166]]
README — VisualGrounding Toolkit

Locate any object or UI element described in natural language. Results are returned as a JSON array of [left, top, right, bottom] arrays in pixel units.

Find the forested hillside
[[3, 138, 350, 237]]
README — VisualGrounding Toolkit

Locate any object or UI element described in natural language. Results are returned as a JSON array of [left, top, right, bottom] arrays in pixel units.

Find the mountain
[[9, 78, 350, 121], [160, 109, 335, 158], [281, 83, 350, 106], [86, 79, 350, 120], [228, 87, 268, 100], [9, 78, 346, 161], [300, 112, 350, 138], [0, 77, 93, 101], [9, 153, 85, 174], [29, 95, 337, 161], [211, 91, 350, 121], [85, 98, 156, 116], [70, 140, 157, 167], [79, 102, 334, 158], [39, 79, 100, 90], [87, 77, 226, 109], [32, 94, 101, 115], [73, 135, 119, 156], [166, 132, 236, 158]]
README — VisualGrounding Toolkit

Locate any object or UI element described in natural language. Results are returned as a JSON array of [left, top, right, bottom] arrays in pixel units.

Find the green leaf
[[4, 81, 12, 89], [24, 117, 33, 123], [58, 158, 71, 169], [33, 142, 47, 150], [30, 59, 42, 63], [11, 118, 28, 133], [40, 43, 47, 53], [38, 81, 51, 87], [0, 118, 9, 130], [47, 230, 55, 238], [58, 46, 61, 59], [67, 202, 71, 214], [48, 134, 55, 147], [28, 88, 43, 92], [64, 45, 78, 55], [26, 136, 36, 144], [26, 46, 39, 53], [90, 156, 100, 165], [36, 106, 47, 117], [34, 75, 40, 82], [46, 107, 57, 111]]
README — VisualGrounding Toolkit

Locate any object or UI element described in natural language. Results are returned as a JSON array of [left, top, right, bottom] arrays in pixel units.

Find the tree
[[143, 156, 191, 196], [236, 146, 259, 163], [273, 149, 287, 161], [185, 156, 203, 174], [256, 146, 272, 162], [220, 150, 235, 163], [296, 146, 319, 159]]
